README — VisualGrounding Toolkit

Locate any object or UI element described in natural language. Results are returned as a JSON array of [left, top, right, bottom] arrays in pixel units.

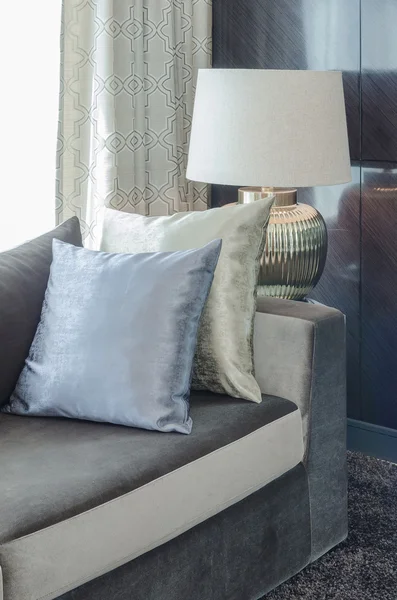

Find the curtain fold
[[56, 0, 212, 246]]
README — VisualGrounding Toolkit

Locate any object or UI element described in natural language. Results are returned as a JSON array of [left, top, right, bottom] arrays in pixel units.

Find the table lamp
[[186, 69, 351, 300]]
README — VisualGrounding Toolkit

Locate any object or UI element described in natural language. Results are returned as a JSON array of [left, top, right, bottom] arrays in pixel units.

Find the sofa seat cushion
[[0, 393, 303, 600]]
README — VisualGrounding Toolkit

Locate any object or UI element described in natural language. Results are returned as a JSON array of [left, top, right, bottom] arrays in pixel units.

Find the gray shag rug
[[264, 452, 397, 599]]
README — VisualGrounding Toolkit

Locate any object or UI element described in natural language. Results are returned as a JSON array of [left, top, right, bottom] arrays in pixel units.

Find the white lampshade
[[187, 69, 351, 188]]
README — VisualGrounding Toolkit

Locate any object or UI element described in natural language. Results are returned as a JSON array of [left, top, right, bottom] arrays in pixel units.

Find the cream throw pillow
[[101, 199, 273, 402]]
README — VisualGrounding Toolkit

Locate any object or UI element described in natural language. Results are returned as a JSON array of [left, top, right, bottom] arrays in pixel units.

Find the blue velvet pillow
[[3, 239, 221, 433]]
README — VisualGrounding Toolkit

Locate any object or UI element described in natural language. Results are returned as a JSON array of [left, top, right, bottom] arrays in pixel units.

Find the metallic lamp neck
[[238, 187, 298, 207]]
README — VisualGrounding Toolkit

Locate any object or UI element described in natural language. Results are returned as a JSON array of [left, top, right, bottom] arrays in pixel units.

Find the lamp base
[[238, 187, 327, 301]]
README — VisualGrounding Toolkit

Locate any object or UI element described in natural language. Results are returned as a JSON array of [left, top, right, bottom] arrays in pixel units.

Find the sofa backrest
[[0, 217, 82, 407]]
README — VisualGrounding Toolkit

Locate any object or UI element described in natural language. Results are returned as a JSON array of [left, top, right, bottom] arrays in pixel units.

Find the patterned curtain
[[56, 0, 212, 246]]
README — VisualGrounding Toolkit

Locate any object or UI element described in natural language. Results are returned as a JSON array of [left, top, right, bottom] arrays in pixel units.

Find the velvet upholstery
[[3, 240, 221, 433], [100, 200, 274, 403], [0, 395, 302, 600], [0, 218, 82, 407], [0, 394, 296, 544], [0, 297, 347, 600], [254, 297, 347, 560], [57, 465, 311, 600]]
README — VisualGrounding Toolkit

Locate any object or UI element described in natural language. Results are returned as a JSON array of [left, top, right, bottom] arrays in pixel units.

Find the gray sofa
[[0, 293, 347, 600]]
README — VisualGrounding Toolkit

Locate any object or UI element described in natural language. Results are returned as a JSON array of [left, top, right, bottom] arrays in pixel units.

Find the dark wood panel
[[361, 0, 397, 161], [211, 184, 238, 208], [362, 163, 397, 429], [302, 166, 361, 418], [213, 0, 361, 160]]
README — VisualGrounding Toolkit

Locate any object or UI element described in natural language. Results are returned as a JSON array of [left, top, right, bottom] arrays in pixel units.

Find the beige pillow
[[101, 199, 273, 402]]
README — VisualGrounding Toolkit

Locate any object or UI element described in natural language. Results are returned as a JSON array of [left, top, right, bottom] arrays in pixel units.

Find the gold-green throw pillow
[[101, 199, 273, 403]]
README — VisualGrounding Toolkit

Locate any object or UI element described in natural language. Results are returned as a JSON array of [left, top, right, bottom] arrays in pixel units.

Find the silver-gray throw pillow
[[100, 199, 274, 403], [3, 238, 221, 433]]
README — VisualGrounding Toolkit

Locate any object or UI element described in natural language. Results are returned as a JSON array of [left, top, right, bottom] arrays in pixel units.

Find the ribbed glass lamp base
[[238, 188, 327, 301]]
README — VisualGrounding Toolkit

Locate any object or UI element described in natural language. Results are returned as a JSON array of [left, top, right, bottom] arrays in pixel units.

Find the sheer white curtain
[[56, 0, 212, 247], [0, 1, 62, 251]]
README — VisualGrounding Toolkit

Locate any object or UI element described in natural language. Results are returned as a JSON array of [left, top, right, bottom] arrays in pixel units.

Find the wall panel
[[361, 0, 397, 161], [301, 167, 361, 418], [361, 164, 397, 429]]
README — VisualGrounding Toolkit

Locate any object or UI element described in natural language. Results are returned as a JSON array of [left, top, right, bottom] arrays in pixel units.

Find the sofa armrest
[[254, 297, 347, 561]]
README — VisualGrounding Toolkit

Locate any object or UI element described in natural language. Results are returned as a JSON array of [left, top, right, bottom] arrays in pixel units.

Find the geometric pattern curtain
[[56, 0, 212, 247]]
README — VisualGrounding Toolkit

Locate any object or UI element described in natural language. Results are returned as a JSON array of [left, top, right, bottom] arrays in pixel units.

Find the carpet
[[264, 451, 397, 599]]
